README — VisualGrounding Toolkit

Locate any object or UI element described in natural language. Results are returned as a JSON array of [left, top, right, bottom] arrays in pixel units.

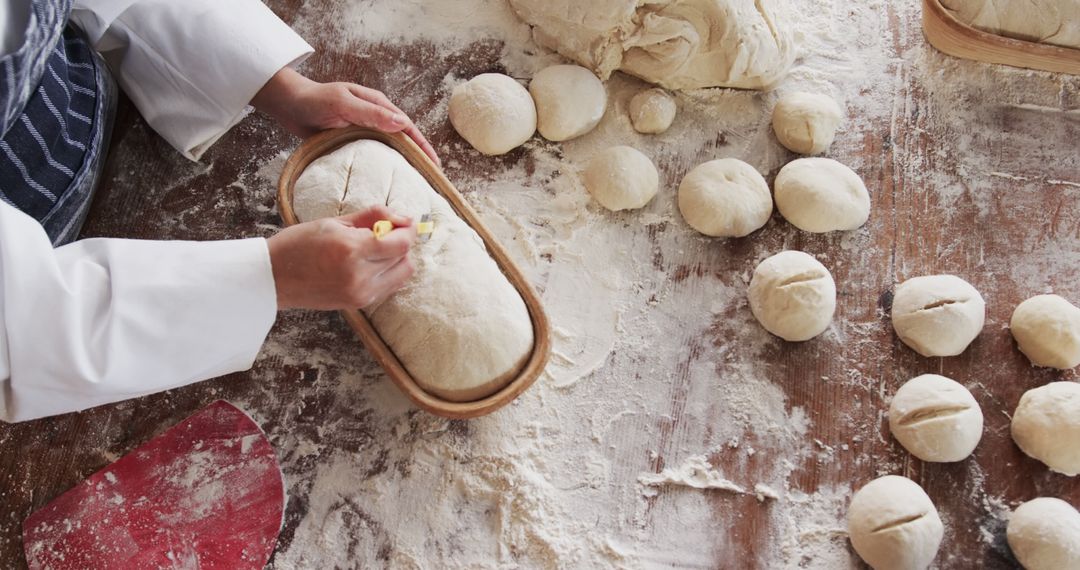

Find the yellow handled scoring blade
[[372, 214, 434, 242]]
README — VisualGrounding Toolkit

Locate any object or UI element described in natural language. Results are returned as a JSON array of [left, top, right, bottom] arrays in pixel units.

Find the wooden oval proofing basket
[[277, 127, 551, 419], [923, 0, 1080, 74]]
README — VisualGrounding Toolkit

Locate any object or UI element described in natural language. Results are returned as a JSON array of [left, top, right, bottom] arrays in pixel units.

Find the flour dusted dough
[[293, 140, 534, 402], [771, 92, 844, 155], [1011, 381, 1080, 476], [628, 88, 677, 134], [888, 374, 983, 463], [748, 251, 836, 342], [1007, 497, 1080, 570], [891, 275, 986, 357], [847, 475, 944, 570], [1010, 294, 1080, 370], [774, 157, 870, 233], [940, 0, 1080, 50], [449, 73, 536, 155], [529, 64, 607, 142], [507, 0, 795, 90], [583, 146, 658, 211], [678, 158, 772, 237]]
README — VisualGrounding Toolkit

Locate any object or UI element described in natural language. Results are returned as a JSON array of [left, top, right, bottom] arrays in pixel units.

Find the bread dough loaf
[[529, 64, 607, 142], [891, 275, 986, 357], [888, 374, 983, 462], [293, 140, 534, 402], [748, 250, 836, 342], [583, 146, 659, 211], [847, 475, 944, 570], [939, 0, 1080, 50], [774, 157, 870, 233], [449, 74, 536, 155], [628, 88, 677, 134], [507, 0, 796, 90], [1007, 497, 1080, 570], [678, 158, 773, 237], [1011, 381, 1080, 476], [1010, 294, 1080, 370]]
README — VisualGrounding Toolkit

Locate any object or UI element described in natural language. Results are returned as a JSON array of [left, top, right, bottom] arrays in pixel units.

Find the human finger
[[364, 225, 417, 261], [338, 206, 412, 230], [338, 96, 409, 133], [363, 255, 417, 308], [346, 85, 440, 166], [402, 122, 441, 166], [346, 84, 401, 113]]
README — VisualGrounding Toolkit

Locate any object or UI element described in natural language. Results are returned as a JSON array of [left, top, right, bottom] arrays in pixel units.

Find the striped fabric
[[0, 0, 115, 245]]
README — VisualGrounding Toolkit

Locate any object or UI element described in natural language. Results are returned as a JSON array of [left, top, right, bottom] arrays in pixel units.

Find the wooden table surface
[[1, 1, 1077, 568]]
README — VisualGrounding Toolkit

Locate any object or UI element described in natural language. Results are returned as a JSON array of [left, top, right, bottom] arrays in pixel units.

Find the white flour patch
[[638, 455, 747, 494]]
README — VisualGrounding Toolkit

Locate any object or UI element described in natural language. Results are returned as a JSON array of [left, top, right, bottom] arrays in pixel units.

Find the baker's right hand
[[268, 206, 417, 310]]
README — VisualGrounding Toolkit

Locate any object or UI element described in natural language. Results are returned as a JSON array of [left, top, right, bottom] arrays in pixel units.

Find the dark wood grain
[[0, 1, 1076, 568]]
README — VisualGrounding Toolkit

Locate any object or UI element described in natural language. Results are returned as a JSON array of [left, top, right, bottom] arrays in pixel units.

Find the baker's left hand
[[253, 67, 441, 166]]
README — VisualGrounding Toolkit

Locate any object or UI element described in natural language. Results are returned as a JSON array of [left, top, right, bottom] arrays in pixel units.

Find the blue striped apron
[[0, 0, 117, 245]]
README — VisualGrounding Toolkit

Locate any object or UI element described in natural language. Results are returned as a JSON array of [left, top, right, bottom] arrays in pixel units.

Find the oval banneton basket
[[278, 127, 551, 419], [922, 0, 1080, 74]]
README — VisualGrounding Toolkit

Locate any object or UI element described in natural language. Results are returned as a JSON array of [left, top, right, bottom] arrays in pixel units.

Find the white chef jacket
[[0, 0, 314, 422]]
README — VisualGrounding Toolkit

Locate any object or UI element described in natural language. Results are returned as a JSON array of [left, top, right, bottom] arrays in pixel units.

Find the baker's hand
[[252, 67, 441, 166], [268, 206, 417, 310]]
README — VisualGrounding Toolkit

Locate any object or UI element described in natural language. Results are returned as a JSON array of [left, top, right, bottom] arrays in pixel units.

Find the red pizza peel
[[22, 400, 286, 569]]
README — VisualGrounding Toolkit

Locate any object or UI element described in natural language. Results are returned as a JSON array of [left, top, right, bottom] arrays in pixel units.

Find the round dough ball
[[888, 374, 983, 462], [582, 146, 659, 211], [748, 251, 836, 342], [677, 159, 773, 237], [891, 275, 986, 357], [847, 475, 944, 570], [1010, 294, 1080, 369], [772, 92, 844, 155], [628, 88, 676, 134], [529, 64, 607, 142], [774, 157, 870, 232], [1011, 381, 1080, 476], [1007, 497, 1080, 570], [449, 73, 536, 155]]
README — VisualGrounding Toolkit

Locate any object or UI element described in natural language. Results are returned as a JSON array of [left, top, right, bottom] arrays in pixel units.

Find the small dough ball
[[888, 374, 983, 462], [774, 157, 870, 232], [847, 475, 944, 570], [891, 275, 986, 357], [628, 88, 676, 134], [529, 64, 606, 142], [748, 251, 836, 342], [1007, 497, 1080, 570], [1010, 294, 1080, 369], [771, 92, 844, 155], [583, 146, 659, 211], [678, 158, 773, 237], [1011, 381, 1080, 476], [449, 73, 536, 155]]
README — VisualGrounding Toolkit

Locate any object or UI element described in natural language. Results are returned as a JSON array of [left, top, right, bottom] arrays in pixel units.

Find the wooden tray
[[277, 127, 551, 419], [922, 0, 1080, 74]]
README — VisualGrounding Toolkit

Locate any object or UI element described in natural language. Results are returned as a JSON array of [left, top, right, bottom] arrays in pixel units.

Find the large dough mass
[[507, 0, 796, 90], [293, 140, 535, 402]]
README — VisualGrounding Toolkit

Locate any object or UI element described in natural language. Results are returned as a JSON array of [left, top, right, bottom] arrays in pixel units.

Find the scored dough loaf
[[293, 140, 535, 402]]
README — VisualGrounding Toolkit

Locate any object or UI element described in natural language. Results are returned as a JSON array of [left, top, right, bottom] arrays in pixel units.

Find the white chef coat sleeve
[[69, 0, 313, 161], [0, 202, 278, 423]]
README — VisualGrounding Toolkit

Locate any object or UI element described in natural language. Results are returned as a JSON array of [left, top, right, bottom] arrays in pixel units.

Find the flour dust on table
[[237, 0, 1079, 567]]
